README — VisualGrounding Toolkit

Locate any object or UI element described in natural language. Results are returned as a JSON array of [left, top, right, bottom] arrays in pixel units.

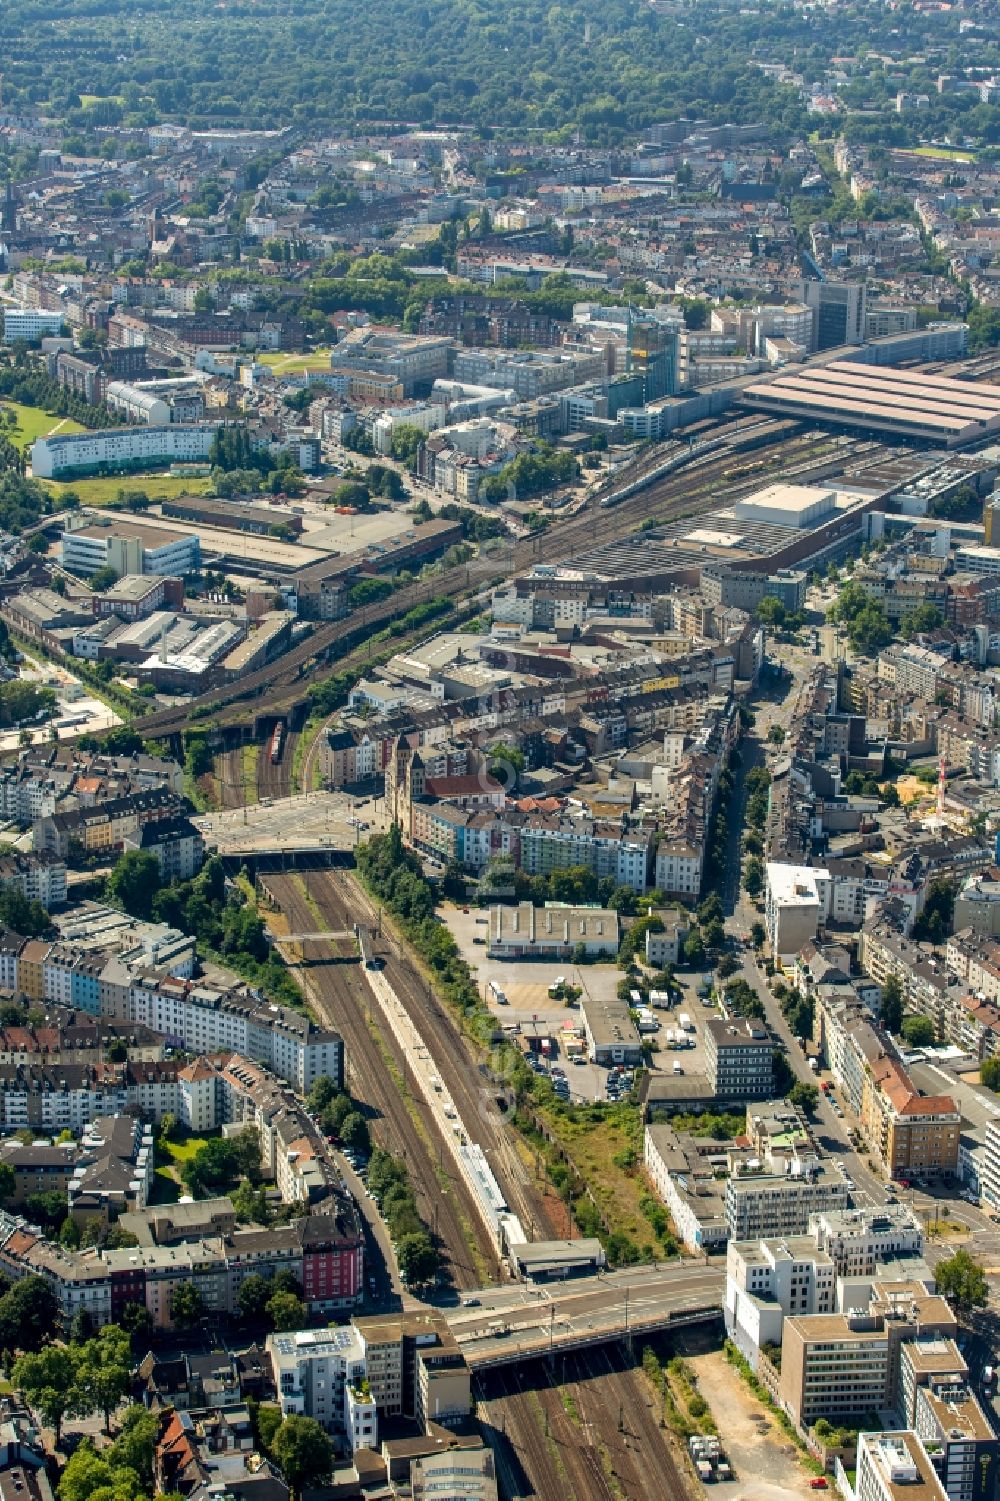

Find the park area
[[258, 347, 334, 375], [1, 400, 84, 450], [42, 472, 216, 505]]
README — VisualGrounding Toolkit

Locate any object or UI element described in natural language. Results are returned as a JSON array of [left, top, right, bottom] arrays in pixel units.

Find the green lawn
[[912, 145, 975, 162], [160, 1130, 216, 1164], [2, 402, 85, 451], [258, 347, 334, 375], [42, 472, 216, 505]]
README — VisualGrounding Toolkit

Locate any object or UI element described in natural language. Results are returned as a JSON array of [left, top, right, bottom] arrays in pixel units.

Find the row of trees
[[367, 1148, 440, 1286], [306, 1075, 371, 1157]]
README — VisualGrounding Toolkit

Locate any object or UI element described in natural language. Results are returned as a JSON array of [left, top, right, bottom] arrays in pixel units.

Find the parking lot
[[441, 903, 710, 1104]]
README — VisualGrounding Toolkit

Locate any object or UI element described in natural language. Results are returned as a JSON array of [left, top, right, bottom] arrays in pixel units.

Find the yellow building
[[862, 1056, 960, 1180], [18, 940, 51, 1001]]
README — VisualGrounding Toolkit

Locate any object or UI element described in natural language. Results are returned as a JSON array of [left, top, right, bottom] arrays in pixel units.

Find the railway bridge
[[443, 1262, 725, 1370]]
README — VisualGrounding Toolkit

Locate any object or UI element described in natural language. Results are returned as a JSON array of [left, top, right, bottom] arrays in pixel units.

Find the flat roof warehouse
[[741, 362, 1000, 447]]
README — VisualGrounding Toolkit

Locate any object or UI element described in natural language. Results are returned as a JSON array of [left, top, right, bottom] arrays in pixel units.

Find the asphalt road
[[446, 1262, 725, 1364]]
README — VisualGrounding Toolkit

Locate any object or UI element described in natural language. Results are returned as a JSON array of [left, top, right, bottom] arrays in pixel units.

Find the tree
[[743, 857, 764, 899], [788, 1081, 819, 1114], [682, 930, 705, 967], [768, 724, 785, 747], [266, 1292, 305, 1332], [117, 1300, 154, 1351], [106, 850, 161, 921], [170, 1280, 206, 1329], [982, 1056, 1000, 1093], [75, 1325, 133, 1433], [270, 1416, 334, 1501], [237, 1273, 276, 1322], [340, 1112, 370, 1155], [717, 953, 739, 980], [902, 603, 944, 638], [396, 1230, 439, 1285], [901, 1014, 936, 1048], [912, 877, 956, 945], [306, 1076, 340, 1113], [0, 1275, 59, 1352], [57, 1442, 144, 1501], [13, 1345, 82, 1443], [751, 920, 766, 950], [109, 1406, 159, 1489], [88, 565, 117, 591], [880, 973, 904, 1035], [935, 1248, 988, 1311], [232, 1178, 270, 1226], [0, 1161, 14, 1203], [756, 596, 786, 627]]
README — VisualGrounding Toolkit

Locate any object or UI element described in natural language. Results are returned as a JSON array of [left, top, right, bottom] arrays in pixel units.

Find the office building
[[2, 308, 65, 342], [61, 518, 200, 579], [798, 279, 867, 350], [704, 1017, 775, 1098]]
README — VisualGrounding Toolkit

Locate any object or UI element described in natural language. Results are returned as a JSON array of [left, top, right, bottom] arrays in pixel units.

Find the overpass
[[442, 1262, 724, 1370]]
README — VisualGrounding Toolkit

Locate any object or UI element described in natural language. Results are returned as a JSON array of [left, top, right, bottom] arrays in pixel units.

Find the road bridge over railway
[[443, 1262, 724, 1369]]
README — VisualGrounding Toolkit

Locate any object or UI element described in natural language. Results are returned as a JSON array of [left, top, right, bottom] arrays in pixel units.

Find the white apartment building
[[127, 973, 343, 1092], [268, 1326, 372, 1447], [33, 424, 215, 478], [809, 1206, 923, 1277], [726, 1164, 851, 1241], [853, 1431, 949, 1501], [766, 863, 831, 961], [654, 839, 703, 898]]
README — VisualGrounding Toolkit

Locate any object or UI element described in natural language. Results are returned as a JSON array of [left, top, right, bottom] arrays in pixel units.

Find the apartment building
[[809, 1208, 924, 1278], [861, 1057, 960, 1181], [267, 1312, 470, 1451], [0, 852, 67, 908], [725, 1162, 851, 1241], [34, 425, 215, 480]]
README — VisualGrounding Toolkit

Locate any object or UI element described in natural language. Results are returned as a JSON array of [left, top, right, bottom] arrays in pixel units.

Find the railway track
[[476, 1346, 695, 1501], [215, 747, 246, 809], [260, 871, 486, 1290], [308, 867, 563, 1241], [137, 422, 874, 740], [256, 726, 299, 800]]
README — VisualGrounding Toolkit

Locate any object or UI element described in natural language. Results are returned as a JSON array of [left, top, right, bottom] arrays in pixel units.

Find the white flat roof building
[[733, 482, 837, 530], [765, 862, 831, 961], [32, 424, 215, 479], [3, 308, 66, 342]]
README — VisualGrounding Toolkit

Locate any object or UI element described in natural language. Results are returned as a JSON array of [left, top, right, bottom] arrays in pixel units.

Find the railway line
[[261, 871, 486, 1290], [135, 420, 871, 741], [256, 723, 299, 800], [302, 867, 563, 1241], [476, 1344, 693, 1501]]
